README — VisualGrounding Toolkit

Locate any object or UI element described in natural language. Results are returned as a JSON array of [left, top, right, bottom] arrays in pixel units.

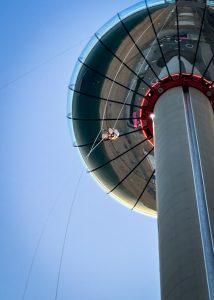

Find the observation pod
[[68, 1, 214, 300]]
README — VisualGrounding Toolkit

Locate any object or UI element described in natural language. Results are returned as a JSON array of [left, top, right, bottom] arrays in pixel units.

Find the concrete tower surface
[[68, 1, 214, 299]]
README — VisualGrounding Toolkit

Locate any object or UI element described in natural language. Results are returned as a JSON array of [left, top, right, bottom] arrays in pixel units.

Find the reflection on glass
[[148, 0, 166, 7], [67, 0, 214, 215], [207, 0, 214, 6], [119, 1, 146, 20], [78, 34, 98, 62], [95, 14, 120, 39], [69, 60, 83, 86], [67, 88, 74, 114]]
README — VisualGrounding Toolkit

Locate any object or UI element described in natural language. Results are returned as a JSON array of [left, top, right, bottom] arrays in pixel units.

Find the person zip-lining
[[102, 128, 119, 140]]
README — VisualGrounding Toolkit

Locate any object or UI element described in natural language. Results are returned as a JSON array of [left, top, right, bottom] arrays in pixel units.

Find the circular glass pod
[[67, 0, 214, 216]]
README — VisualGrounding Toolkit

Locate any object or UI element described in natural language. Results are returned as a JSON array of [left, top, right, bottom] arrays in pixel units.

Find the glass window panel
[[69, 59, 83, 86], [96, 21, 133, 62], [120, 4, 170, 80], [177, 3, 205, 74], [79, 34, 100, 63], [67, 88, 74, 115], [150, 3, 179, 75], [119, 1, 146, 20], [95, 14, 120, 39], [148, 0, 167, 8], [67, 89, 77, 145], [193, 7, 214, 81]]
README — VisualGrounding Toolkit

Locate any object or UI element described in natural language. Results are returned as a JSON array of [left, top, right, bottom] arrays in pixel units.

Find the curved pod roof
[[68, 0, 214, 216]]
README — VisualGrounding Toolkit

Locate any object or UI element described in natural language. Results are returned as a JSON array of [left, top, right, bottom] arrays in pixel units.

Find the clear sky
[[0, 1, 160, 299]]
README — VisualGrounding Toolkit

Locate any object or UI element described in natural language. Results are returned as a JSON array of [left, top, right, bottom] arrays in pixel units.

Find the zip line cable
[[100, 7, 170, 131], [55, 5, 214, 298], [113, 6, 172, 130], [21, 176, 71, 300], [21, 4, 194, 299], [54, 131, 105, 300], [54, 168, 84, 300], [145, 0, 171, 78], [0, 38, 88, 92], [21, 127, 102, 300], [62, 10, 170, 241]]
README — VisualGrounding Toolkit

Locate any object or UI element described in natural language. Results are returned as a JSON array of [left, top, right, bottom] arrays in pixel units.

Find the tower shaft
[[154, 87, 214, 300]]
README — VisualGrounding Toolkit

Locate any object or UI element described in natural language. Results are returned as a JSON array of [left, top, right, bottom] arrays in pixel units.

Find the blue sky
[[0, 1, 160, 299]]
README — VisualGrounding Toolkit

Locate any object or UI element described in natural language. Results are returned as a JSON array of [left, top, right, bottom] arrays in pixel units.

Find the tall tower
[[68, 1, 214, 299]]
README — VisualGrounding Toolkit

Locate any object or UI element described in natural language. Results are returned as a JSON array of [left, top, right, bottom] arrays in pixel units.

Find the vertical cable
[[203, 54, 214, 77], [95, 34, 152, 89], [132, 169, 155, 210], [191, 4, 207, 75], [145, 0, 171, 78], [108, 147, 154, 193], [118, 15, 161, 81], [175, 0, 182, 75], [78, 59, 145, 97], [89, 137, 150, 173]]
